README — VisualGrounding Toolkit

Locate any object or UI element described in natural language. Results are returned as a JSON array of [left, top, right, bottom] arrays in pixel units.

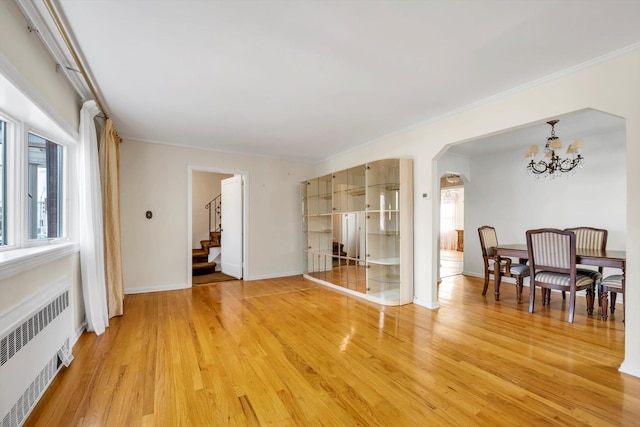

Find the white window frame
[[23, 125, 69, 247], [0, 110, 21, 252], [0, 110, 72, 252]]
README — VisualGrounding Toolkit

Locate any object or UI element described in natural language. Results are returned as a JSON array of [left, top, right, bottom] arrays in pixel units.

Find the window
[[0, 112, 67, 249], [28, 133, 63, 240]]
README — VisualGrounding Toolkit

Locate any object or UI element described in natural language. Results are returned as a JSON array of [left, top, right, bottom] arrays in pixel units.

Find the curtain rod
[[44, 0, 114, 127]]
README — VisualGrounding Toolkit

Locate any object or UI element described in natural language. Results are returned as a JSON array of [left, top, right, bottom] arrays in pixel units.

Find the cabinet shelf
[[367, 183, 400, 191], [367, 288, 401, 302], [368, 275, 401, 285]]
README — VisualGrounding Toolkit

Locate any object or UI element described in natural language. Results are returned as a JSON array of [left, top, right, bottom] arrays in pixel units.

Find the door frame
[[187, 165, 249, 286], [438, 179, 465, 281]]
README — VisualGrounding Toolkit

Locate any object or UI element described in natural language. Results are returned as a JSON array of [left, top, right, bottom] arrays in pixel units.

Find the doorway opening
[[189, 168, 246, 286], [439, 174, 464, 278]]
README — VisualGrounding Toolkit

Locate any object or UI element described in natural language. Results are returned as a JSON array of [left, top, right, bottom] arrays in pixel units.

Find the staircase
[[192, 231, 221, 275]]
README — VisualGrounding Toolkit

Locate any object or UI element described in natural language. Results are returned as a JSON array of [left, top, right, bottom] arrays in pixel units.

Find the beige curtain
[[99, 118, 124, 318]]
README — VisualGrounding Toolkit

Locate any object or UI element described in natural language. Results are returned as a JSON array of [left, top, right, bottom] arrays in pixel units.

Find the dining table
[[493, 244, 627, 304]]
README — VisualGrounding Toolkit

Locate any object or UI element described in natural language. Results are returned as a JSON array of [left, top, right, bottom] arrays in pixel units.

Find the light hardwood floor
[[25, 275, 639, 426]]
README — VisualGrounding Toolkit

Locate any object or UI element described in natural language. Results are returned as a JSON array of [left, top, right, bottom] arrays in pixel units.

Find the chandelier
[[525, 120, 584, 177], [445, 174, 462, 185]]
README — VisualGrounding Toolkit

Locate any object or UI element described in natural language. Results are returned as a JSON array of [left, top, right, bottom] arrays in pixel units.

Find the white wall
[[0, 0, 84, 337], [462, 128, 626, 278], [0, 0, 80, 132], [192, 171, 231, 247], [315, 50, 640, 376], [0, 254, 84, 336], [120, 140, 311, 293]]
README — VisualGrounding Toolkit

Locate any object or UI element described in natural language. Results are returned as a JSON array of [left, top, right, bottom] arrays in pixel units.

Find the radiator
[[0, 279, 73, 427]]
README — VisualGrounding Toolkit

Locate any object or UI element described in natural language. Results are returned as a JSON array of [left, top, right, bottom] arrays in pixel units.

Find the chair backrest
[[564, 227, 607, 251], [478, 226, 498, 257], [526, 228, 576, 274]]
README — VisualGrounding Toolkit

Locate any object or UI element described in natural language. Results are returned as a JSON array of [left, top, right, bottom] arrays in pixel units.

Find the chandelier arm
[[558, 156, 584, 173], [527, 160, 550, 174]]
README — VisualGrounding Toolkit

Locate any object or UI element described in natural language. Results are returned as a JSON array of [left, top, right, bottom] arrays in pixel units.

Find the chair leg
[[482, 266, 490, 296], [610, 291, 617, 314], [542, 289, 550, 305], [529, 284, 536, 314], [568, 290, 576, 323], [515, 277, 523, 304], [546, 290, 565, 302], [600, 290, 609, 321], [585, 286, 594, 316]]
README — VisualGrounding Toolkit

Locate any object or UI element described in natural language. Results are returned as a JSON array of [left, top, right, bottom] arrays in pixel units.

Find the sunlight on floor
[[440, 249, 463, 278]]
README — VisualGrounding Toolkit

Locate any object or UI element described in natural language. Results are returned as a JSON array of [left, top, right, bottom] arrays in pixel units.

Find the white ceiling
[[35, 1, 640, 162]]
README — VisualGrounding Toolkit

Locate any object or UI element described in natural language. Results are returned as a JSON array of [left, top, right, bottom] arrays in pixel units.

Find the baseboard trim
[[125, 283, 190, 295], [462, 271, 484, 279], [72, 322, 87, 347], [412, 297, 440, 310], [245, 271, 302, 281], [619, 361, 640, 379]]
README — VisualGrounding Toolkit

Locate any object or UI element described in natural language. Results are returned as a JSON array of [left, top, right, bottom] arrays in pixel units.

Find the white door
[[221, 175, 243, 278]]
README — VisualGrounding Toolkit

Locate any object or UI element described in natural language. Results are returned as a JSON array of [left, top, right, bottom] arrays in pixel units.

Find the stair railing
[[205, 194, 222, 233]]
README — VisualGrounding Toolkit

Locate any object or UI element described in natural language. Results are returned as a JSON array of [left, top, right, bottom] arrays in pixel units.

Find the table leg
[[494, 256, 501, 301], [622, 262, 626, 323]]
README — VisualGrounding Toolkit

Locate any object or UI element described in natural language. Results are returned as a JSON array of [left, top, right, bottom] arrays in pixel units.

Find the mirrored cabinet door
[[318, 174, 332, 215], [332, 169, 348, 214], [348, 166, 366, 212], [302, 158, 412, 306]]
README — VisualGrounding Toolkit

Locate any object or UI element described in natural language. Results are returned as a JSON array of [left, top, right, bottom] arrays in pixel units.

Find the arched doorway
[[439, 174, 464, 278]]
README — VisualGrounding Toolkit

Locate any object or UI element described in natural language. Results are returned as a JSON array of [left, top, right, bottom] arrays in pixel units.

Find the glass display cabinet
[[301, 159, 413, 306], [302, 174, 333, 282]]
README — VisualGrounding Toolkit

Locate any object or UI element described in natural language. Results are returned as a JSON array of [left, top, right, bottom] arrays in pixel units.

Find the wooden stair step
[[193, 248, 208, 262], [193, 255, 208, 263], [193, 248, 208, 257], [210, 231, 221, 246], [201, 240, 220, 249], [193, 261, 217, 275], [193, 261, 216, 269]]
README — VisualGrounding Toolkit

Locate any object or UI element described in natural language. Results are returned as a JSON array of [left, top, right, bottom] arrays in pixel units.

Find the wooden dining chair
[[526, 228, 595, 323], [565, 226, 607, 282], [599, 274, 624, 321], [478, 226, 529, 303]]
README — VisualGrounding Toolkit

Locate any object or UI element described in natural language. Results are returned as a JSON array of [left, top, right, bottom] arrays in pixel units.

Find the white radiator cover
[[0, 278, 72, 427]]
